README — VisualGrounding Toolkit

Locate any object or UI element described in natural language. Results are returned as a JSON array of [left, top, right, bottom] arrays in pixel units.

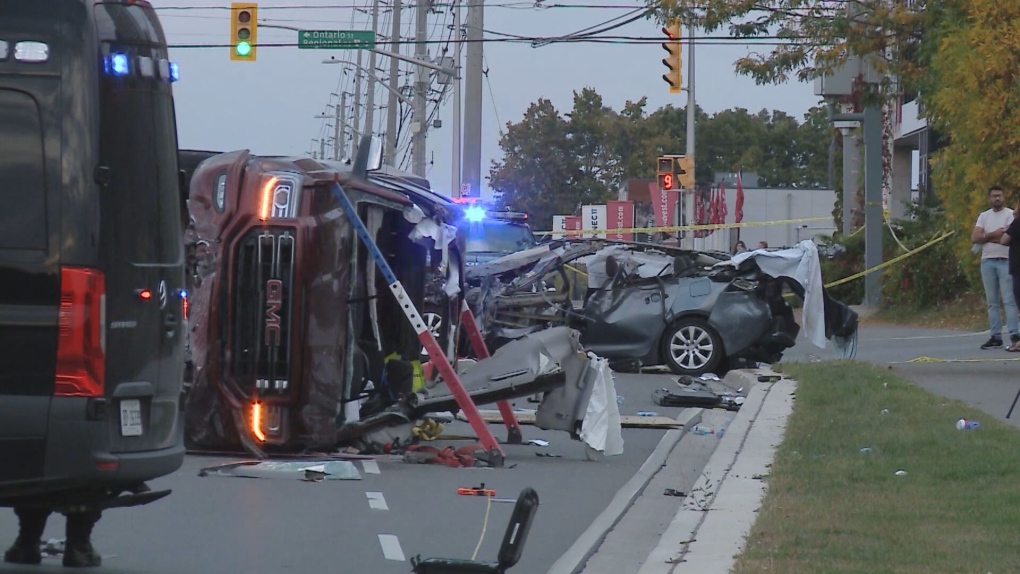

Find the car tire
[[661, 317, 724, 376], [421, 304, 445, 359]]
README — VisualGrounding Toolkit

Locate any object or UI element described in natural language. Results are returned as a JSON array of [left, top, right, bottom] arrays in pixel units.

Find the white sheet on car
[[580, 354, 624, 456], [728, 239, 826, 348]]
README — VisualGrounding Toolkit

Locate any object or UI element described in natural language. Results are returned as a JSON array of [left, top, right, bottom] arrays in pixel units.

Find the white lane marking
[[379, 534, 405, 561], [362, 460, 380, 474], [366, 491, 389, 511]]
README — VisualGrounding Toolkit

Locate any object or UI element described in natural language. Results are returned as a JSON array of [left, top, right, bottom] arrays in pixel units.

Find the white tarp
[[579, 354, 624, 456], [728, 239, 826, 348]]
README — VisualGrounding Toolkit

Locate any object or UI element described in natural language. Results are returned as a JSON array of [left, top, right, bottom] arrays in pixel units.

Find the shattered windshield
[[464, 221, 535, 255]]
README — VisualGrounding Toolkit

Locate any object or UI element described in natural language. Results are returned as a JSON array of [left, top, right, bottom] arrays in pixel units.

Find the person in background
[[972, 185, 1019, 350], [757, 241, 769, 250], [733, 241, 748, 254], [999, 197, 1020, 351]]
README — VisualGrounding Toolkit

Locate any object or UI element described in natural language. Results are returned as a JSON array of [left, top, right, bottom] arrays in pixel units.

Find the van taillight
[[54, 267, 106, 397]]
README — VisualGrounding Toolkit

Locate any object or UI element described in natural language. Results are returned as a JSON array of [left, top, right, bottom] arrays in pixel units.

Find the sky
[[158, 0, 825, 198]]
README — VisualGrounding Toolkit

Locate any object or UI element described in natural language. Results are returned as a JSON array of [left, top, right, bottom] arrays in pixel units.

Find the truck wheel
[[661, 317, 723, 376]]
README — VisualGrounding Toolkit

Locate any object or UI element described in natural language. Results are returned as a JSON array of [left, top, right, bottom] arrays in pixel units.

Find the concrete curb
[[548, 407, 704, 574], [637, 369, 796, 574]]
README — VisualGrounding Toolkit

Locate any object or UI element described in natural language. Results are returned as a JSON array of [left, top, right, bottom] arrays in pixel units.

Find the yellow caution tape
[[533, 216, 833, 237], [564, 264, 587, 277], [823, 230, 955, 288], [895, 356, 1020, 364]]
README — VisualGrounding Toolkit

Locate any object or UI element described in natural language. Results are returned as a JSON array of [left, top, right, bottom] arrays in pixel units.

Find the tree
[[654, 0, 934, 102], [925, 0, 1020, 267], [490, 88, 835, 229], [488, 99, 579, 228]]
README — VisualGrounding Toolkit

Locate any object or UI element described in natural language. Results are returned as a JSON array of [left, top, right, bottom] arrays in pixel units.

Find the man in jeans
[[972, 185, 1019, 349]]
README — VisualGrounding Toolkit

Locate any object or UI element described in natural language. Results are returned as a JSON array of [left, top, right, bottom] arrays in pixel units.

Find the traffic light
[[230, 3, 258, 62], [675, 156, 695, 189], [657, 156, 677, 191], [661, 19, 682, 94]]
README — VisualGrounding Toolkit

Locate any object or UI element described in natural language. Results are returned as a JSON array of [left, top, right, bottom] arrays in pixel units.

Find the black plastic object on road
[[411, 487, 540, 573]]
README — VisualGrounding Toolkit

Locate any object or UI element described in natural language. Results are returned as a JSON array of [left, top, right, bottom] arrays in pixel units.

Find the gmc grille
[[232, 228, 295, 393]]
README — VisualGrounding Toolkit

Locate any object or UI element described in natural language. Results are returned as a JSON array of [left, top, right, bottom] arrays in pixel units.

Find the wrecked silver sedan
[[464, 239, 858, 376]]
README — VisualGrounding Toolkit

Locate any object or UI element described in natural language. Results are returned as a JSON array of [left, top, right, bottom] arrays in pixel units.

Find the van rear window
[[0, 89, 47, 251]]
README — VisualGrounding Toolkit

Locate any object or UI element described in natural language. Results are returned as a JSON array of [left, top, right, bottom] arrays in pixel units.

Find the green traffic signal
[[235, 41, 252, 56]]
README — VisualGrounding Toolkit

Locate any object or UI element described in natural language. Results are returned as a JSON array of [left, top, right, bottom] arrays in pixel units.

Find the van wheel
[[661, 317, 723, 376]]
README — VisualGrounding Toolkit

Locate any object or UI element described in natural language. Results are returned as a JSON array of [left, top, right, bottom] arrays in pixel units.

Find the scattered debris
[[41, 538, 64, 558], [637, 411, 659, 417], [757, 375, 782, 383], [881, 408, 889, 415], [456, 483, 496, 497], [895, 470, 908, 476], [860, 447, 873, 454], [536, 452, 562, 458], [663, 489, 687, 497], [526, 439, 550, 447], [198, 460, 362, 481], [403, 444, 493, 468], [412, 419, 445, 441], [956, 418, 981, 430]]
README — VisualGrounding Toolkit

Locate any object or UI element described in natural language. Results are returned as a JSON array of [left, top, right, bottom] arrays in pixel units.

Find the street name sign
[[298, 30, 376, 50]]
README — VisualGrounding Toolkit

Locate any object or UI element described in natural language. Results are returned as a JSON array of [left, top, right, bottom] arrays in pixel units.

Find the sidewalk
[[579, 367, 797, 574]]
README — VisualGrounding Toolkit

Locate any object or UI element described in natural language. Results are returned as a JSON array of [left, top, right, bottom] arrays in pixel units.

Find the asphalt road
[[4, 321, 1008, 573], [0, 373, 694, 574]]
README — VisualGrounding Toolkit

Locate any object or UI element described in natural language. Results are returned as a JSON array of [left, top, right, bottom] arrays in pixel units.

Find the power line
[[156, 3, 665, 10], [169, 35, 816, 48]]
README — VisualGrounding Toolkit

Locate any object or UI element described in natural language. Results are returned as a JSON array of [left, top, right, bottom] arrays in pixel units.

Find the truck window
[[465, 222, 535, 255], [0, 89, 47, 251]]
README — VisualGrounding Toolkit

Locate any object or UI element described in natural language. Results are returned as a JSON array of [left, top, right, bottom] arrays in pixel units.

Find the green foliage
[[488, 89, 835, 230], [880, 194, 970, 308], [819, 194, 972, 308], [654, 0, 935, 106], [924, 0, 1020, 277]]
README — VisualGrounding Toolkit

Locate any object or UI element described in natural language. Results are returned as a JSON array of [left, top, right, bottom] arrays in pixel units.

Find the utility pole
[[685, 21, 695, 170], [365, 0, 380, 143], [352, 48, 364, 157], [385, 0, 403, 166], [451, 0, 462, 198], [336, 93, 348, 160], [462, 0, 483, 197], [412, 0, 430, 176], [684, 21, 696, 249]]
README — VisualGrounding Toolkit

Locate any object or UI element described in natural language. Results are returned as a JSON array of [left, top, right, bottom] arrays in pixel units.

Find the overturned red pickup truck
[[181, 140, 608, 458], [182, 143, 465, 453]]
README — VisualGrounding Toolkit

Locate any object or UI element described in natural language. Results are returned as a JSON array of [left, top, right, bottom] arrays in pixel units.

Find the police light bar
[[489, 211, 528, 221]]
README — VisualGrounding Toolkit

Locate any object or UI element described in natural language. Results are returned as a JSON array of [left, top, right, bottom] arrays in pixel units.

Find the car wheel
[[421, 306, 444, 358], [661, 317, 723, 376]]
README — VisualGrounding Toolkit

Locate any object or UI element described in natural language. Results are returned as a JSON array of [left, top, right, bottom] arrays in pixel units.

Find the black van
[[0, 0, 186, 509]]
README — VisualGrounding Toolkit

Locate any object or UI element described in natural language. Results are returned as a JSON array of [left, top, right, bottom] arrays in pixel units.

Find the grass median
[[731, 361, 1020, 574]]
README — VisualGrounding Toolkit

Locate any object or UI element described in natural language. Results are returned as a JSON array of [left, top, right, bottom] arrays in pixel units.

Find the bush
[[818, 194, 972, 308]]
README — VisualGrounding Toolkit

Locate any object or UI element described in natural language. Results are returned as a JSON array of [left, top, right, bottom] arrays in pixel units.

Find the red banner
[[649, 182, 678, 229], [606, 200, 635, 241], [564, 215, 582, 238]]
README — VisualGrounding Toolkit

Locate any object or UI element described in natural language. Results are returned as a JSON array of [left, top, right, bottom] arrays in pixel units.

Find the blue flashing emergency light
[[177, 289, 189, 299], [109, 53, 129, 76], [464, 205, 486, 223], [169, 62, 180, 82]]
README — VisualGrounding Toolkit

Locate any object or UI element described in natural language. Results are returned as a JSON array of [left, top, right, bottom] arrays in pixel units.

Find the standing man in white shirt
[[972, 185, 1019, 349]]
